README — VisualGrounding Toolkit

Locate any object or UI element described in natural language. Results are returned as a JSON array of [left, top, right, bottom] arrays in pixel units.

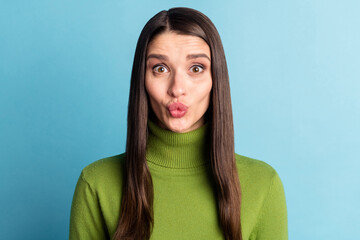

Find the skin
[[145, 31, 212, 133]]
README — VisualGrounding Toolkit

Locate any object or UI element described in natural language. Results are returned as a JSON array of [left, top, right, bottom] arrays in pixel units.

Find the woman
[[70, 7, 287, 240]]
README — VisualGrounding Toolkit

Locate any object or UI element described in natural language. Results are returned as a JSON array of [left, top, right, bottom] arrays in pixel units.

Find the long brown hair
[[113, 7, 242, 240]]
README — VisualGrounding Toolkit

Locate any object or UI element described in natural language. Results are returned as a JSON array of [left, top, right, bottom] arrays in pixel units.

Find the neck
[[146, 120, 210, 169]]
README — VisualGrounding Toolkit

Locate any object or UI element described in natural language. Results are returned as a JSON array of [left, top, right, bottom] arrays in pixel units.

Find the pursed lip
[[167, 102, 188, 118]]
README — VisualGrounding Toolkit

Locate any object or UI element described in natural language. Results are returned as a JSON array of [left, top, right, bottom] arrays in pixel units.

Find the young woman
[[70, 7, 287, 240]]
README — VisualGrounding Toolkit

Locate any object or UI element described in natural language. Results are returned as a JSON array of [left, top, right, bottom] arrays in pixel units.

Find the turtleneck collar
[[146, 120, 210, 169]]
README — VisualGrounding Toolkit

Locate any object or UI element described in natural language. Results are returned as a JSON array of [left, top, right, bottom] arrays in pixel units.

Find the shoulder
[[80, 153, 126, 191], [234, 153, 284, 201], [71, 154, 126, 238], [235, 153, 278, 180], [235, 154, 287, 239]]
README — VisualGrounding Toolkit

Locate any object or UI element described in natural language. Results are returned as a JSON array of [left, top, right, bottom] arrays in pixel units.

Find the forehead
[[147, 31, 210, 56]]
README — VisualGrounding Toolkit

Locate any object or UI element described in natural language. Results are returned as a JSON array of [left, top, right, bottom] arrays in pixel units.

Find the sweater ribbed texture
[[146, 120, 210, 169], [69, 121, 288, 239]]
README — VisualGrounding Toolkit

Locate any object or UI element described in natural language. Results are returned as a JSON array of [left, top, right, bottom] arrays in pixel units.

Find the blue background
[[1, 0, 359, 239]]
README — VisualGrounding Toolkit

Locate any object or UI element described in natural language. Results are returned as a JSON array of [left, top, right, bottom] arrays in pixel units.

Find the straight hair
[[113, 7, 242, 240]]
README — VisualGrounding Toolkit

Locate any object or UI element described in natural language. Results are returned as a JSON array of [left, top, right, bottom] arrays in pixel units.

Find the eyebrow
[[146, 53, 211, 62], [147, 54, 168, 61], [186, 53, 211, 62]]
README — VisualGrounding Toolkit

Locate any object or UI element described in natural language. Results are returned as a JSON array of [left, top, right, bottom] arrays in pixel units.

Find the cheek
[[201, 82, 212, 111], [145, 73, 170, 103], [191, 84, 212, 116], [146, 83, 162, 104], [198, 80, 212, 103], [145, 79, 164, 116], [145, 74, 157, 100]]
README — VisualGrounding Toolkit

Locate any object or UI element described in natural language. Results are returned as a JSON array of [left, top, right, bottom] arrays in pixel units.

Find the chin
[[170, 119, 204, 133], [168, 124, 188, 133], [166, 119, 190, 133]]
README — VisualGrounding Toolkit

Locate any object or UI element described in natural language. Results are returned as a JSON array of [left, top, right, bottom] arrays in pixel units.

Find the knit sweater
[[69, 121, 287, 239]]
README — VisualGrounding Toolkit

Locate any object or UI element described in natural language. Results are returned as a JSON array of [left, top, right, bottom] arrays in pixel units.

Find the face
[[145, 31, 212, 133]]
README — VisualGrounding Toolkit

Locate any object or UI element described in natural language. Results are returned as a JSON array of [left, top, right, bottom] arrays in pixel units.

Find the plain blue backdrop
[[1, 0, 359, 239]]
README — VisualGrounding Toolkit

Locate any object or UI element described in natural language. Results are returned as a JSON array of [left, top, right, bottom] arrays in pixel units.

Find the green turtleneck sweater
[[70, 121, 287, 239]]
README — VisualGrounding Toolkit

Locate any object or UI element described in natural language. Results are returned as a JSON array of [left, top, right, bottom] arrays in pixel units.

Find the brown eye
[[153, 65, 168, 73], [190, 65, 203, 73]]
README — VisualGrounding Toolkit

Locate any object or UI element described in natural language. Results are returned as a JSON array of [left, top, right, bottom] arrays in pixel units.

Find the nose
[[167, 70, 186, 98]]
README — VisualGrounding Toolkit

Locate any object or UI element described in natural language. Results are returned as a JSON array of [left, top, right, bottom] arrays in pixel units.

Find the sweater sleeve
[[69, 172, 109, 240], [252, 172, 288, 240]]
